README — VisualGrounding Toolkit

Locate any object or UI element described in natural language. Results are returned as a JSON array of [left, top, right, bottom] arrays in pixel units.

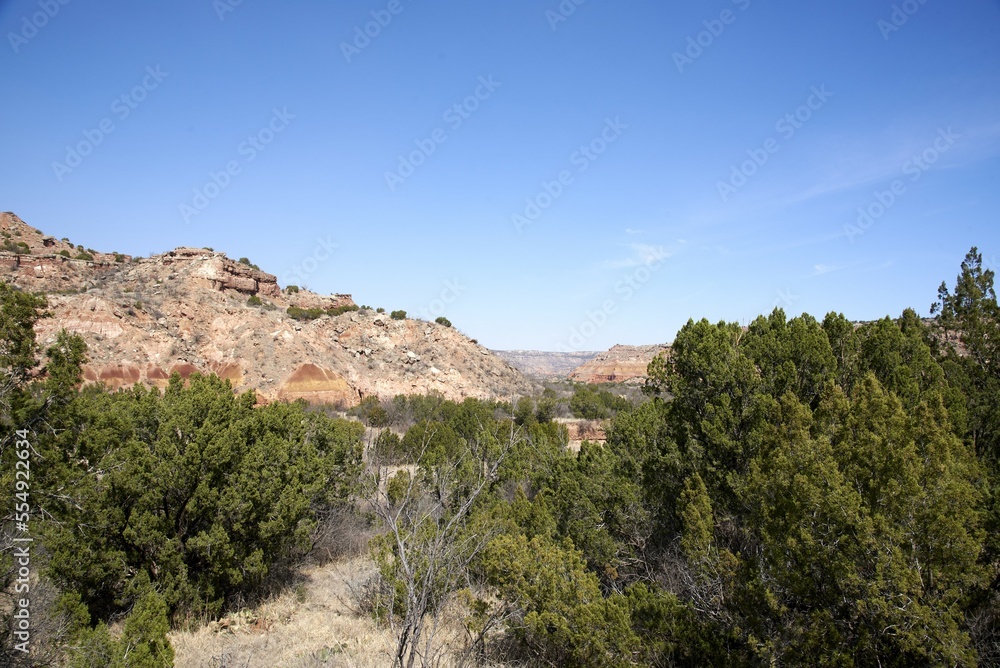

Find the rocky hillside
[[1, 212, 535, 405], [568, 343, 670, 385], [493, 349, 599, 378]]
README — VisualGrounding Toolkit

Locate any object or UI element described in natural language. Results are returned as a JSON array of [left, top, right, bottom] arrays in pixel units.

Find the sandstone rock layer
[[568, 344, 670, 384], [1, 212, 535, 406]]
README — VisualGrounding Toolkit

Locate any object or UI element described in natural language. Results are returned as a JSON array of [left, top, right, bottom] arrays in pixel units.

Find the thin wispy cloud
[[780, 120, 1000, 208]]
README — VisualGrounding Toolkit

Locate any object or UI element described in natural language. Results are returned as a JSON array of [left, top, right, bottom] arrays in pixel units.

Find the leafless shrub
[[310, 504, 374, 565], [0, 568, 74, 667], [968, 589, 1000, 668], [361, 421, 525, 668], [208, 652, 253, 668]]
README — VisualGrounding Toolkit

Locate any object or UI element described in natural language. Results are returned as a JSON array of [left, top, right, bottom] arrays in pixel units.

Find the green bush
[[350, 395, 389, 428], [238, 257, 261, 270], [400, 420, 465, 465], [481, 534, 640, 667], [247, 295, 263, 306], [286, 304, 359, 320], [569, 386, 629, 420], [40, 375, 364, 620], [64, 589, 174, 668], [328, 304, 359, 317], [287, 305, 324, 321], [514, 396, 536, 426], [59, 249, 71, 258], [535, 396, 557, 423], [391, 310, 407, 320], [286, 285, 300, 294], [371, 429, 406, 464], [1, 239, 30, 254], [376, 307, 385, 314], [435, 316, 452, 327], [75, 251, 94, 261]]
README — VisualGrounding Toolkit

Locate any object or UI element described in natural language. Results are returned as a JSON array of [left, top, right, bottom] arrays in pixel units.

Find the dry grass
[[169, 555, 509, 668], [170, 556, 403, 667]]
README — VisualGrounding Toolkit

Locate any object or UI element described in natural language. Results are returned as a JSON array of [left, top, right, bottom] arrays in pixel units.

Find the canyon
[[1, 212, 535, 405]]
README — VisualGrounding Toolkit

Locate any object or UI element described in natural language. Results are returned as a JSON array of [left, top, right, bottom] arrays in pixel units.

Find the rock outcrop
[[568, 343, 670, 385], [492, 350, 600, 378], [558, 418, 607, 452], [1, 212, 536, 406], [0, 212, 130, 293], [165, 248, 282, 297]]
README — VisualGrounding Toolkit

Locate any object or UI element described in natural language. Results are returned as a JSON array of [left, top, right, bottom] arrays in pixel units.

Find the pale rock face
[[567, 344, 671, 385], [1, 212, 536, 405], [556, 417, 607, 453], [492, 350, 600, 378]]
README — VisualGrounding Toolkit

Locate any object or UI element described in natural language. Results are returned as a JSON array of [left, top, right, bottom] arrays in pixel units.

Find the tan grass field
[[169, 554, 496, 668], [169, 557, 400, 667]]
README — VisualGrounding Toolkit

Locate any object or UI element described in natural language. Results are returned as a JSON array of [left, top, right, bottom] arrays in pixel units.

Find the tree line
[[1, 247, 999, 666]]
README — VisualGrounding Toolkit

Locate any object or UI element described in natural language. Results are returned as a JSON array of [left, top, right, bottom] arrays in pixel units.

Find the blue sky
[[2, 0, 999, 350]]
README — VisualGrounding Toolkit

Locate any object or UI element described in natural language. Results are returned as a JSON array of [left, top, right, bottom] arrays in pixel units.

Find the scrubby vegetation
[[0, 286, 365, 664], [3, 248, 1000, 666], [286, 303, 359, 321], [569, 384, 630, 419], [391, 310, 407, 320], [0, 240, 30, 254]]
